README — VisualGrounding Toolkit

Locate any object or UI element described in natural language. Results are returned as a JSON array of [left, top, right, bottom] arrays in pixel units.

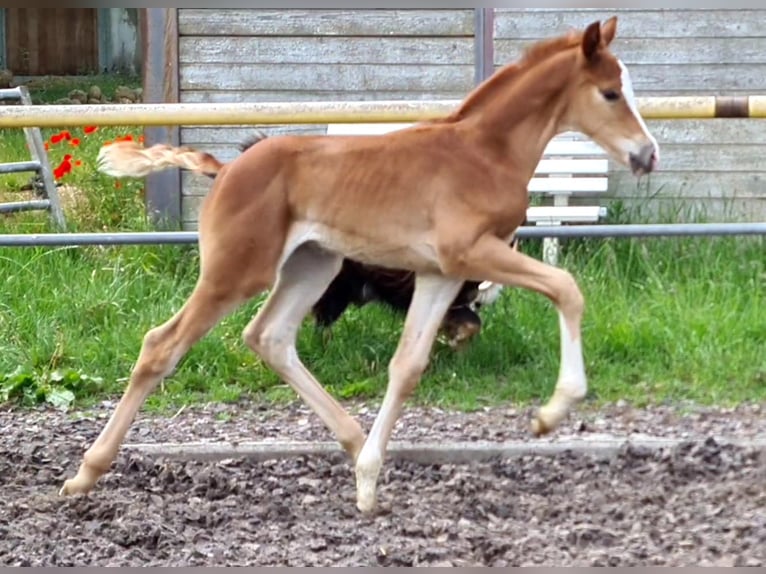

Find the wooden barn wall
[[177, 8, 766, 228], [177, 9, 475, 228], [496, 9, 766, 222]]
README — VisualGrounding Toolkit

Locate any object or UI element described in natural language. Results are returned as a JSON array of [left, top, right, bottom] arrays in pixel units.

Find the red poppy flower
[[50, 134, 63, 144], [61, 130, 72, 141], [70, 138, 80, 147], [63, 154, 72, 161], [84, 126, 98, 135], [55, 157, 72, 176], [44, 143, 50, 151], [75, 160, 83, 167]]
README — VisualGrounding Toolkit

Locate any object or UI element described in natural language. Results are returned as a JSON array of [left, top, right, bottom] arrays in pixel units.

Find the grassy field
[[0, 77, 764, 414]]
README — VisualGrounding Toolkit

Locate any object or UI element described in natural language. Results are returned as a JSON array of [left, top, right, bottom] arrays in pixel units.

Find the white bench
[[326, 123, 609, 266]]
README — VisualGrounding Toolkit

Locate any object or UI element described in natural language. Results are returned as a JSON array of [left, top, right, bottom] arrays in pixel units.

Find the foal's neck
[[455, 48, 579, 174]]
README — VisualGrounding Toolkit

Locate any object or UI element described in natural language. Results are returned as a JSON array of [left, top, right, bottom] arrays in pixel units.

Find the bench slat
[[528, 177, 608, 193], [542, 140, 605, 156], [535, 159, 608, 174], [326, 123, 412, 135], [526, 205, 607, 223]]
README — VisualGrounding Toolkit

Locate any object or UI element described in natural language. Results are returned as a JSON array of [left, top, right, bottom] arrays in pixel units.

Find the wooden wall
[[1, 9, 140, 75], [174, 8, 766, 229], [5, 9, 99, 75]]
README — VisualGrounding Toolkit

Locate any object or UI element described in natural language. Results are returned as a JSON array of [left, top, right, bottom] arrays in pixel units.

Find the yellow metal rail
[[3, 96, 766, 128]]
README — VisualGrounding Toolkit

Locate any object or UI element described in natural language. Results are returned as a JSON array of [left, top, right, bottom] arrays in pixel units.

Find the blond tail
[[96, 141, 225, 179]]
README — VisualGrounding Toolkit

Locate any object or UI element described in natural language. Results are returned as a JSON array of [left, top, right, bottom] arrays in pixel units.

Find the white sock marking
[[557, 311, 587, 400]]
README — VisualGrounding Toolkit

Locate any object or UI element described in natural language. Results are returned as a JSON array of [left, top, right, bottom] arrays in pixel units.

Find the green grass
[[0, 77, 763, 414]]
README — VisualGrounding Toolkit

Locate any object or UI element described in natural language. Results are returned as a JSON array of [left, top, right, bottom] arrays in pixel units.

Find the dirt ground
[[1, 399, 764, 566]]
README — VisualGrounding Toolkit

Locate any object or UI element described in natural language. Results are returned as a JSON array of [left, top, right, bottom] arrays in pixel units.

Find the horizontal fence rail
[[1, 224, 764, 247], [0, 200, 51, 214], [4, 96, 766, 128]]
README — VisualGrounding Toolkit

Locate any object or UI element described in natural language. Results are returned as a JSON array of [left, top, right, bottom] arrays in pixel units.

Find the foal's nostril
[[630, 143, 657, 174]]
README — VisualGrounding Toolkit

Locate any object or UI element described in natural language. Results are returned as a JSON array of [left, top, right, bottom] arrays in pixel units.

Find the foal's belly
[[282, 221, 441, 273]]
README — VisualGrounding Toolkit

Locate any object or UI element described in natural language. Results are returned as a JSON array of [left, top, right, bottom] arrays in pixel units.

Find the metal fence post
[[474, 8, 495, 85]]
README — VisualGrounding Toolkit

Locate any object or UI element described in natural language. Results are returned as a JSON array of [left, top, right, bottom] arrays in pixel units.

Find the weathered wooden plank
[[494, 9, 766, 40], [604, 197, 766, 222], [180, 62, 766, 94], [608, 171, 766, 199], [607, 144, 766, 173], [180, 36, 474, 66], [496, 37, 766, 66], [179, 90, 467, 104], [492, 62, 766, 93], [180, 63, 475, 93], [179, 146, 242, 169], [182, 195, 206, 221], [645, 120, 766, 145], [179, 9, 474, 37], [490, 62, 766, 93], [182, 173, 217, 196], [181, 125, 325, 146]]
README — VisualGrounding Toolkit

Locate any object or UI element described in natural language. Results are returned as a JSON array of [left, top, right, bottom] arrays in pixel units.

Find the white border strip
[[124, 436, 766, 464]]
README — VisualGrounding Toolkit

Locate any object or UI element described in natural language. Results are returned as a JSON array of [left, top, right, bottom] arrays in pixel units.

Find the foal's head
[[560, 17, 659, 176]]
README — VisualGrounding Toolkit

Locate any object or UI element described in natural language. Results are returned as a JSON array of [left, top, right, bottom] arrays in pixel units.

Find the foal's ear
[[601, 16, 618, 46], [582, 20, 602, 61]]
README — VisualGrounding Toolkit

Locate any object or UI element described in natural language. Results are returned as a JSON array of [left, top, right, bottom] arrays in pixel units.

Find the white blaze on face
[[618, 59, 660, 163]]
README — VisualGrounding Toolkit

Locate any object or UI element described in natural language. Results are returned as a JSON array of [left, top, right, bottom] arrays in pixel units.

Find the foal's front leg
[[355, 274, 463, 513], [443, 233, 587, 435]]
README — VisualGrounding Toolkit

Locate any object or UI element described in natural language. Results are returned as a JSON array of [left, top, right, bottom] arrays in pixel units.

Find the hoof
[[356, 495, 377, 515], [355, 456, 381, 515], [58, 478, 88, 497], [530, 413, 553, 437], [58, 462, 103, 496], [355, 471, 378, 515]]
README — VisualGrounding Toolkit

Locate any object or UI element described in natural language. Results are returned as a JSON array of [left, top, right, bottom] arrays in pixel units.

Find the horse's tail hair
[[96, 130, 270, 180], [95, 141, 224, 179]]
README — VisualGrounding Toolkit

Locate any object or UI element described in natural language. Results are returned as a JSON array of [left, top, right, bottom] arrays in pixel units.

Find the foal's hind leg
[[59, 280, 246, 496], [243, 243, 366, 459], [355, 274, 463, 513]]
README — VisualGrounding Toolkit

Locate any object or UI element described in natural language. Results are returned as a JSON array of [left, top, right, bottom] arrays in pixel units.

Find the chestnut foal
[[61, 17, 658, 513]]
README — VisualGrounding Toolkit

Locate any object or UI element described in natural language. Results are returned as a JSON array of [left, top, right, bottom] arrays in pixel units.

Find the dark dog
[[310, 258, 505, 348], [201, 132, 515, 348]]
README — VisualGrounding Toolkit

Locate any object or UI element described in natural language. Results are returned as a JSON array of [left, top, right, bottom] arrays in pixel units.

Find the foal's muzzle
[[629, 143, 658, 176]]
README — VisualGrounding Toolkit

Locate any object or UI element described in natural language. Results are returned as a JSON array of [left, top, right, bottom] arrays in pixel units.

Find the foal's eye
[[602, 89, 621, 102]]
